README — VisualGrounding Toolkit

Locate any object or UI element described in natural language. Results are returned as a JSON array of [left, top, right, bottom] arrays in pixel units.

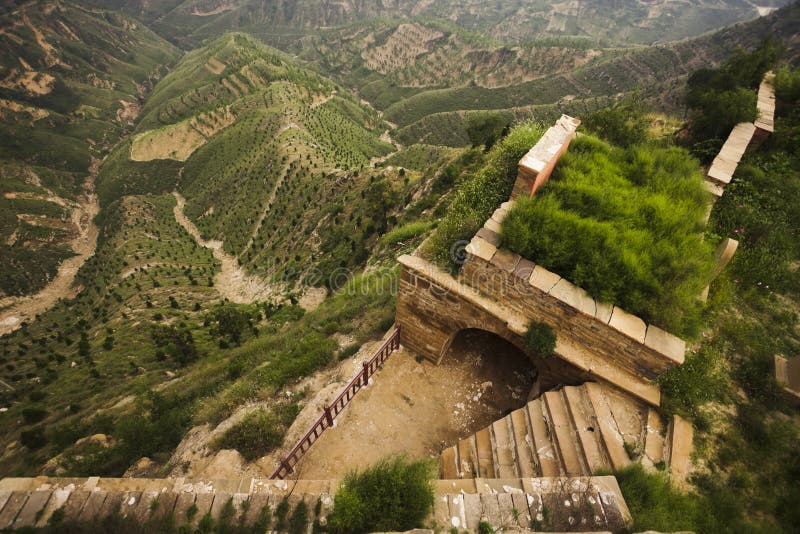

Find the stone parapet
[[755, 71, 776, 134], [512, 115, 580, 199]]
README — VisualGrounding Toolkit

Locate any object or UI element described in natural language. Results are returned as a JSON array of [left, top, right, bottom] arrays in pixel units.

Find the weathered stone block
[[465, 236, 496, 262], [529, 266, 560, 293], [475, 227, 500, 247], [512, 258, 535, 281], [484, 217, 502, 233], [644, 325, 685, 364], [608, 307, 646, 343], [549, 278, 596, 317], [491, 249, 520, 272]]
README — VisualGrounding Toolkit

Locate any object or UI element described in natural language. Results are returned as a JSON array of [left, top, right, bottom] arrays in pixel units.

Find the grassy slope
[[0, 1, 181, 296]]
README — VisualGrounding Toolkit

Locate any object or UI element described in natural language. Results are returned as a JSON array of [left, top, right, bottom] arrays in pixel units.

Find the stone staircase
[[440, 382, 685, 481], [0, 475, 632, 532]]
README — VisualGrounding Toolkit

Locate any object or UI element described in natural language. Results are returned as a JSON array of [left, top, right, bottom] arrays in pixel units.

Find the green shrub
[[20, 427, 48, 449], [583, 95, 648, 147], [523, 321, 556, 358], [774, 66, 800, 104], [658, 340, 726, 419], [214, 405, 300, 461], [613, 464, 699, 532], [207, 304, 258, 345], [501, 135, 714, 335], [424, 121, 546, 271], [22, 406, 48, 424], [328, 456, 436, 533], [379, 221, 434, 246]]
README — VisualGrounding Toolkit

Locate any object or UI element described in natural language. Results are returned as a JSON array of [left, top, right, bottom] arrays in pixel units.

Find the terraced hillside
[[294, 20, 603, 96], [89, 0, 790, 48], [98, 33, 420, 291], [0, 1, 181, 299], [367, 3, 800, 145]]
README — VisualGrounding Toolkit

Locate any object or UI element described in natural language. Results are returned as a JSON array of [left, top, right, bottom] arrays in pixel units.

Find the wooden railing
[[270, 327, 401, 479]]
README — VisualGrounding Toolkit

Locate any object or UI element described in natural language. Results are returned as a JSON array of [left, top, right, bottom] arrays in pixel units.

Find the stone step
[[457, 436, 477, 478], [564, 385, 608, 474], [667, 414, 694, 489], [526, 398, 561, 477], [475, 427, 495, 478], [437, 476, 631, 532], [491, 417, 518, 479], [585, 382, 632, 470], [0, 475, 632, 532], [642, 408, 666, 469], [543, 390, 586, 475], [509, 407, 537, 477], [440, 445, 459, 480]]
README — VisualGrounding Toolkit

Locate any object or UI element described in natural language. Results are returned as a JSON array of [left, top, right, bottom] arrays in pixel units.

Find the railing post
[[324, 405, 334, 427], [362, 361, 370, 387]]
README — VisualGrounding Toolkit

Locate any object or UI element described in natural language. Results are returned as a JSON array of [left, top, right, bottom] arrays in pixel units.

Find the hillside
[[0, 1, 181, 301], [96, 33, 424, 291], [383, 3, 800, 123], [88, 0, 791, 48]]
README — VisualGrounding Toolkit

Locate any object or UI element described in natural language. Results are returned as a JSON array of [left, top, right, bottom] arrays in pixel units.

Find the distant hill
[[86, 0, 792, 48], [0, 1, 181, 297]]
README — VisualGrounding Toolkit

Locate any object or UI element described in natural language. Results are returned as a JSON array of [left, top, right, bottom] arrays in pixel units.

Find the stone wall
[[511, 115, 580, 198], [397, 115, 689, 407], [396, 255, 595, 396]]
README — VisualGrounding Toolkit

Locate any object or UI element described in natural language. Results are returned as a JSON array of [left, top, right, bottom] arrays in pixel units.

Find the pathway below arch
[[292, 340, 534, 479]]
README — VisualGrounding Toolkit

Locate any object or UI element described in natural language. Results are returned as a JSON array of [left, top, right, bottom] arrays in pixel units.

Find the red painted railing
[[270, 327, 401, 479]]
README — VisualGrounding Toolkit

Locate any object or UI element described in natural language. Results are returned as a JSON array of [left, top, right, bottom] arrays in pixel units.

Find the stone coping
[[707, 121, 757, 186], [465, 201, 685, 366], [755, 71, 776, 133], [518, 115, 581, 174]]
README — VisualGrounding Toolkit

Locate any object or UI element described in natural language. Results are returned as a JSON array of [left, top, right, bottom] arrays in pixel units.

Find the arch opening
[[443, 327, 595, 404]]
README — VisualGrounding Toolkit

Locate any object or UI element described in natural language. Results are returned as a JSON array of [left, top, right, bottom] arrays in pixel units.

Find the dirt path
[[370, 129, 403, 168], [172, 191, 277, 304], [0, 160, 100, 336], [287, 331, 534, 479]]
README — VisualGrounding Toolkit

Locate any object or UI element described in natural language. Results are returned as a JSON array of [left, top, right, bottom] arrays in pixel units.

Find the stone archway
[[443, 327, 593, 402]]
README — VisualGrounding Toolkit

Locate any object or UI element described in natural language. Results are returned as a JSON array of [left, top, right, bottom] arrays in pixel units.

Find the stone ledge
[[608, 306, 647, 344], [549, 278, 596, 317], [645, 325, 686, 365], [465, 236, 496, 262]]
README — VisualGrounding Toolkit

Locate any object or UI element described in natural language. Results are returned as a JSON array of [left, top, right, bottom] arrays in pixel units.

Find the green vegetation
[[612, 464, 699, 532], [685, 39, 782, 159], [213, 404, 300, 461], [423, 120, 546, 270], [642, 65, 800, 534], [523, 321, 556, 358], [502, 135, 714, 335], [583, 95, 648, 147], [0, 2, 181, 295], [328, 455, 436, 534]]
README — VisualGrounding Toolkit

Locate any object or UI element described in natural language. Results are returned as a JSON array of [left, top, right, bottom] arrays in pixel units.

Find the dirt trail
[[172, 191, 276, 304], [0, 160, 101, 336], [371, 129, 403, 168], [282, 331, 534, 479]]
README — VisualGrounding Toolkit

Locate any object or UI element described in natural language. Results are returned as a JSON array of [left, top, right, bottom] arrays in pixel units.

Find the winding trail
[[172, 191, 276, 304], [0, 160, 101, 336]]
